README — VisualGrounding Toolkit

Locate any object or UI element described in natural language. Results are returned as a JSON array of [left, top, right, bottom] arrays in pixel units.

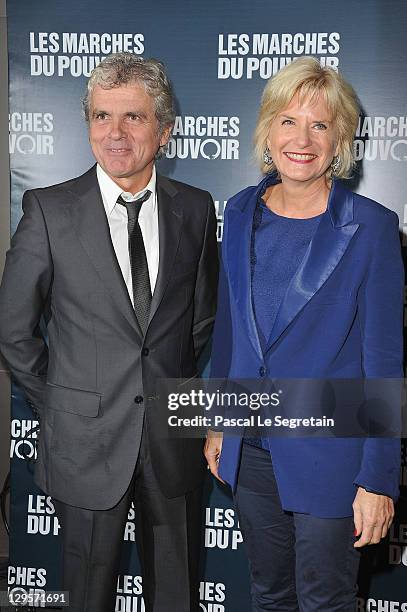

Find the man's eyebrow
[[91, 109, 149, 119], [92, 108, 109, 115], [125, 110, 148, 118]]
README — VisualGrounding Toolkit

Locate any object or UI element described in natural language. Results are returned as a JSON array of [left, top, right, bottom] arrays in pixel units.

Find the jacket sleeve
[[0, 190, 53, 413], [207, 211, 234, 429], [353, 211, 404, 499], [209, 255, 233, 380], [192, 194, 219, 361]]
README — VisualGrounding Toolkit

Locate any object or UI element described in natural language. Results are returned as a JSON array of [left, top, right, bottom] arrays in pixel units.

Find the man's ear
[[159, 124, 173, 148]]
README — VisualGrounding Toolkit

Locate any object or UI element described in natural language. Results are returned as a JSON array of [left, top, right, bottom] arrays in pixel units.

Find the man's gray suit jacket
[[0, 165, 219, 510]]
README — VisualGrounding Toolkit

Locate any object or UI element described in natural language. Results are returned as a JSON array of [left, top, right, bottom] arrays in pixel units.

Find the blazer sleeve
[[207, 210, 234, 429], [353, 211, 404, 499], [210, 256, 233, 380], [192, 193, 219, 361], [0, 190, 53, 413]]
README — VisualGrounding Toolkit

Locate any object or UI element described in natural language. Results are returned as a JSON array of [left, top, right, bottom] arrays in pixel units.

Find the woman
[[204, 57, 403, 611]]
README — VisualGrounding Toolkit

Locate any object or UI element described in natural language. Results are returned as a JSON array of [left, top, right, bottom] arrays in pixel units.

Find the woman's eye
[[314, 123, 327, 130], [282, 119, 294, 126]]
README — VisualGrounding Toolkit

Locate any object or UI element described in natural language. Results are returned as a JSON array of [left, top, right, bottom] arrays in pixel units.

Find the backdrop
[[6, 0, 407, 609]]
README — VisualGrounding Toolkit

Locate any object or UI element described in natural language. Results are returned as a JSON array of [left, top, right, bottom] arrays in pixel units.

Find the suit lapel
[[265, 179, 359, 351], [226, 183, 265, 361], [148, 175, 183, 326], [66, 166, 143, 338]]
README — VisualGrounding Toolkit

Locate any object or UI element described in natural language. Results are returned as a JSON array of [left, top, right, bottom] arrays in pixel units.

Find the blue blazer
[[211, 174, 404, 518]]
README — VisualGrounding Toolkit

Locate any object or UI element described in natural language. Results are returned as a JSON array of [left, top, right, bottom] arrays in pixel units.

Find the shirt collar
[[96, 164, 157, 216]]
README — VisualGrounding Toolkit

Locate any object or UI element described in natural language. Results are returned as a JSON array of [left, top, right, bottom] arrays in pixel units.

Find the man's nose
[[109, 118, 126, 139]]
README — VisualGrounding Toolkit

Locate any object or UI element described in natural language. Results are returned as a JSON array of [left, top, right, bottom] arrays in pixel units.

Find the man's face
[[89, 82, 171, 192]]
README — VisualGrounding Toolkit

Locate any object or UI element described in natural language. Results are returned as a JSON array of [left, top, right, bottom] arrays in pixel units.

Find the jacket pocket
[[44, 383, 101, 417]]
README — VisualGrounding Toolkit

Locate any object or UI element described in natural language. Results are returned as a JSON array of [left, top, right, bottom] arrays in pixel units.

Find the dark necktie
[[117, 191, 152, 334]]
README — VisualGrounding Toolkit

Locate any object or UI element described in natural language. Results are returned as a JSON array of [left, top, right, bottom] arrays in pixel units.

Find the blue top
[[251, 200, 322, 351], [245, 193, 322, 449]]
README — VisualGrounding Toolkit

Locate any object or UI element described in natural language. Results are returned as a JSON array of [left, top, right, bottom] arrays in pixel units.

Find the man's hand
[[204, 430, 224, 483], [353, 487, 394, 548]]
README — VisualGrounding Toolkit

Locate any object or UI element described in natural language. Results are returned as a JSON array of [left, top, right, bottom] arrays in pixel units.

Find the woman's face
[[266, 92, 338, 188]]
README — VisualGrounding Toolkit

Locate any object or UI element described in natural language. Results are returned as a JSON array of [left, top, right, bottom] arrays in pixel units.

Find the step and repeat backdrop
[[6, 0, 407, 609]]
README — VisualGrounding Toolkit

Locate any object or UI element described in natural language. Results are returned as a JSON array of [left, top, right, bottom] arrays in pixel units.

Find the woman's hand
[[204, 430, 224, 483], [352, 487, 394, 548]]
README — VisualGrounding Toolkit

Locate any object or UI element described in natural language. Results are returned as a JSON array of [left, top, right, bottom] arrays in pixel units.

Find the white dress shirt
[[96, 164, 159, 301]]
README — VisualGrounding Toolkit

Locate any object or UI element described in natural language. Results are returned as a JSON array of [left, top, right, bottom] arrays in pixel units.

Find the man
[[0, 53, 218, 612]]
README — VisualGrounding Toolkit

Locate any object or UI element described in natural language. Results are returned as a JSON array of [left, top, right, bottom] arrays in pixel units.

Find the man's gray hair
[[82, 53, 176, 137]]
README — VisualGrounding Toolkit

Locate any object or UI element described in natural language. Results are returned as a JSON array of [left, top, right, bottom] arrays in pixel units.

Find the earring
[[331, 155, 340, 176], [263, 146, 273, 165]]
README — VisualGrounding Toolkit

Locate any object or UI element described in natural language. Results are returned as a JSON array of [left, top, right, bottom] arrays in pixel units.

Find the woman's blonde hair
[[253, 57, 360, 178]]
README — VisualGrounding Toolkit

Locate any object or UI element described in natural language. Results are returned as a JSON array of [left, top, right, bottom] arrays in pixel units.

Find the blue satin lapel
[[265, 182, 359, 351], [226, 177, 359, 358], [227, 205, 263, 360]]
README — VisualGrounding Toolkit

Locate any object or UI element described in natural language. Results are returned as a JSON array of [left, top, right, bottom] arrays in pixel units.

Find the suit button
[[259, 366, 267, 377], [134, 396, 144, 404], [142, 348, 149, 356]]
